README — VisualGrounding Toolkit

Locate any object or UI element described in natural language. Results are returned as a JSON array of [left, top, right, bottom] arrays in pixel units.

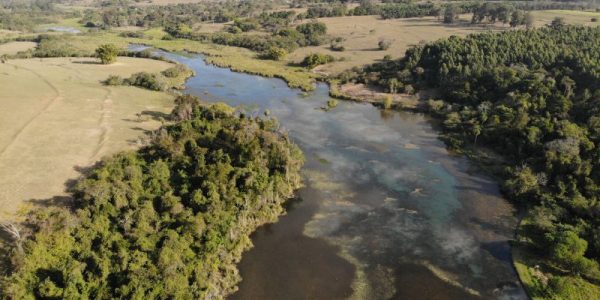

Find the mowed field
[[0, 57, 176, 218], [288, 14, 505, 75], [0, 41, 37, 55]]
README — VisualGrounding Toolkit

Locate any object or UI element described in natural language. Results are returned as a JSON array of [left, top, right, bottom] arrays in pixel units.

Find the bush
[[119, 31, 145, 38], [378, 39, 392, 50], [103, 75, 124, 86], [262, 46, 287, 61], [330, 37, 345, 52], [95, 44, 120, 64], [162, 64, 192, 78], [228, 26, 242, 34], [125, 72, 169, 91], [301, 53, 335, 69]]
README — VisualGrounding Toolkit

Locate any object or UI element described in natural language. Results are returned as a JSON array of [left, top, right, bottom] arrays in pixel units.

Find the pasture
[[0, 57, 176, 218], [288, 9, 600, 75], [288, 14, 504, 75], [0, 41, 37, 55], [531, 9, 600, 26]]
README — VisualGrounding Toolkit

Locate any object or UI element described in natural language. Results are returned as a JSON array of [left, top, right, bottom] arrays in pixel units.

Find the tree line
[[1, 95, 304, 298], [343, 25, 600, 297]]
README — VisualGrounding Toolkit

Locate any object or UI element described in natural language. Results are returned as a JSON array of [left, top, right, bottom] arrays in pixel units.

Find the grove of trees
[[1, 96, 304, 299]]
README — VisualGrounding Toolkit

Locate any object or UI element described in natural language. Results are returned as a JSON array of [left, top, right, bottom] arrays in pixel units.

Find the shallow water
[[144, 47, 527, 299], [43, 26, 81, 34]]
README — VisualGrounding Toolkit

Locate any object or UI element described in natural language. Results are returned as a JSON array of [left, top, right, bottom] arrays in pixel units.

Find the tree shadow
[[142, 110, 170, 121], [72, 60, 101, 65]]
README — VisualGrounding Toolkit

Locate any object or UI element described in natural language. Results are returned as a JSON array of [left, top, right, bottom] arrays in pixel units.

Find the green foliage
[[302, 53, 335, 69], [95, 44, 119, 65], [349, 25, 600, 290], [296, 21, 327, 46], [161, 64, 193, 78], [2, 96, 304, 299], [443, 5, 458, 24], [32, 34, 89, 58], [124, 72, 168, 91], [261, 46, 287, 61], [103, 74, 124, 86]]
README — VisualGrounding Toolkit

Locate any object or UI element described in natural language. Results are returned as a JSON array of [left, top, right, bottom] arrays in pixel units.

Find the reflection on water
[[146, 47, 526, 299]]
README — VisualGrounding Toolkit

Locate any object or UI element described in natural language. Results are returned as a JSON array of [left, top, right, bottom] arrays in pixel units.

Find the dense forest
[[344, 25, 600, 296], [0, 96, 304, 298]]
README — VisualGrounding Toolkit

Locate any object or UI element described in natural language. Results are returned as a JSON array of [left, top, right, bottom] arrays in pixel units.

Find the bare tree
[[1, 222, 23, 254]]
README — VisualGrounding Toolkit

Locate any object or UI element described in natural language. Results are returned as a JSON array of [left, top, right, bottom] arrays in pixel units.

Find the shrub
[[378, 39, 392, 50], [95, 44, 120, 64], [301, 53, 335, 69], [228, 26, 242, 34], [330, 37, 345, 52], [262, 46, 287, 61], [103, 75, 124, 86], [125, 72, 169, 91], [162, 64, 192, 78], [119, 31, 145, 38]]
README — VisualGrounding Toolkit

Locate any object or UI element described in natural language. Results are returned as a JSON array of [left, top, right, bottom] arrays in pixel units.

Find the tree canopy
[[2, 96, 304, 299]]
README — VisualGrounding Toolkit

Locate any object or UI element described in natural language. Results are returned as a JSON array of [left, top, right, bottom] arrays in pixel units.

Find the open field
[[532, 9, 600, 26], [288, 14, 505, 75], [0, 41, 37, 55], [0, 57, 176, 218], [288, 10, 600, 76]]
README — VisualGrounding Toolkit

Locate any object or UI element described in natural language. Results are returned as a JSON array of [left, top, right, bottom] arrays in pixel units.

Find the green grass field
[[0, 57, 177, 219]]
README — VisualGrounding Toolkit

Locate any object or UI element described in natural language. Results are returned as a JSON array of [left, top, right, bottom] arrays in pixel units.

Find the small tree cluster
[[95, 44, 120, 64]]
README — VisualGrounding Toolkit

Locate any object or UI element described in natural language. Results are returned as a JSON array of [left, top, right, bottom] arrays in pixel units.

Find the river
[[143, 47, 527, 300]]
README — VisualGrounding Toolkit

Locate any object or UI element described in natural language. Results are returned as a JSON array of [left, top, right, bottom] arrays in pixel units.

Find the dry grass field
[[532, 9, 600, 26], [288, 10, 600, 75], [0, 57, 176, 218], [0, 41, 37, 55], [288, 14, 504, 75]]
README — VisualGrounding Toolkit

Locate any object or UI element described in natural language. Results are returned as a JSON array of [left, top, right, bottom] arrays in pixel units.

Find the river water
[[145, 47, 527, 300]]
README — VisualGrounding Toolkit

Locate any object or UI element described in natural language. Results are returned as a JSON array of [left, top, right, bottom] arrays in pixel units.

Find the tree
[[548, 229, 592, 274], [387, 78, 400, 94], [550, 17, 565, 28], [525, 12, 534, 29], [443, 5, 458, 24], [510, 10, 525, 27], [95, 44, 119, 64]]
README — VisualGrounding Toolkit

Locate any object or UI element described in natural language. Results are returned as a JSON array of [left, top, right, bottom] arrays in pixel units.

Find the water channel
[[143, 47, 527, 300]]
